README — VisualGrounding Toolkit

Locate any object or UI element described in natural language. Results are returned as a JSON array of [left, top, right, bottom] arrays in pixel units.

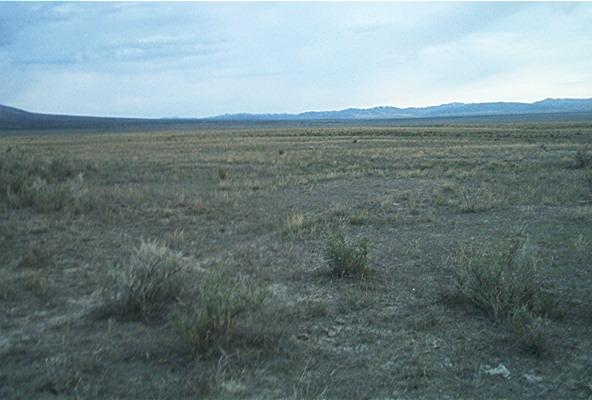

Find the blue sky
[[1, 2, 591, 118]]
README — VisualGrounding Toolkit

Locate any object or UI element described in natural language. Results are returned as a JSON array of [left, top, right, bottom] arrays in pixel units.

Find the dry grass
[[1, 122, 591, 399], [99, 240, 185, 320]]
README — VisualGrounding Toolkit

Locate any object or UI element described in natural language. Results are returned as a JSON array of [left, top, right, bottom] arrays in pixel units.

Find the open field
[[1, 122, 591, 399]]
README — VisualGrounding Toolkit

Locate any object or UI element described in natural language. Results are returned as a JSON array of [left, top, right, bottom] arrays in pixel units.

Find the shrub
[[450, 237, 542, 322], [173, 267, 268, 356], [0, 270, 49, 300], [217, 167, 230, 181], [324, 230, 370, 279], [18, 243, 51, 269], [349, 208, 368, 225], [0, 150, 92, 212], [448, 237, 557, 354], [100, 240, 184, 320], [585, 167, 592, 193], [574, 148, 592, 169]]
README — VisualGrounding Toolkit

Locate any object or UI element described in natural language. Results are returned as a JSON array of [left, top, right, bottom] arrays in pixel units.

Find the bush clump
[[574, 148, 592, 169], [100, 240, 185, 320], [449, 237, 556, 354], [324, 229, 370, 279], [450, 237, 542, 321], [0, 149, 92, 212], [173, 267, 268, 356]]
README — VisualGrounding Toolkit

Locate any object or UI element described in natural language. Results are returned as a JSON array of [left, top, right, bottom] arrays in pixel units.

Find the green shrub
[[100, 240, 185, 320], [324, 230, 370, 279], [173, 267, 268, 356]]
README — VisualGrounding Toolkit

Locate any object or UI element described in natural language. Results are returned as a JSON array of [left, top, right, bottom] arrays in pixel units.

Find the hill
[[211, 98, 592, 121], [2, 98, 592, 130]]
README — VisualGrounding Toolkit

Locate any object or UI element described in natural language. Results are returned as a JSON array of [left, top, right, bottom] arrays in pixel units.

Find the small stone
[[326, 326, 341, 337], [522, 373, 543, 384], [484, 363, 511, 379]]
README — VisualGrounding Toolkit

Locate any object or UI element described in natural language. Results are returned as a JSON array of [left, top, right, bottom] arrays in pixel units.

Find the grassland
[[1, 122, 591, 399]]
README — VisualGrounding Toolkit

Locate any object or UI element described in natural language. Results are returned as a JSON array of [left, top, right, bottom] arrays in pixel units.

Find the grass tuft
[[99, 240, 185, 320], [509, 306, 549, 355], [285, 210, 305, 232], [173, 267, 268, 356], [324, 229, 370, 279]]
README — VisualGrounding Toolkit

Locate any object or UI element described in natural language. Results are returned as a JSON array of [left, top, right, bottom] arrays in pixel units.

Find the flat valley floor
[[1, 122, 591, 399]]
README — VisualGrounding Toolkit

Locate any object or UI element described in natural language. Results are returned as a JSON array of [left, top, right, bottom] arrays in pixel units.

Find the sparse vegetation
[[0, 149, 93, 212], [2, 123, 592, 399], [0, 269, 49, 299], [99, 240, 185, 320]]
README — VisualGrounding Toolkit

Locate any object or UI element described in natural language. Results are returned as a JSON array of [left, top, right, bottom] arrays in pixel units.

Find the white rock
[[523, 373, 543, 384], [485, 363, 511, 379]]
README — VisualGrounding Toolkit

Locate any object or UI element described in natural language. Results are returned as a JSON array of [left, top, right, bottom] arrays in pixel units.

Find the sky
[[1, 2, 591, 118]]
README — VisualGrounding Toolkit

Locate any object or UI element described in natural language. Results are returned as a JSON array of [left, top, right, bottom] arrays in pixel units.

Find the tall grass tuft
[[324, 229, 370, 279], [100, 240, 184, 320], [173, 267, 268, 356]]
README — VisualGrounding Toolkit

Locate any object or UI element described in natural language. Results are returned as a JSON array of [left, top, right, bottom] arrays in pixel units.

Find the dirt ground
[[1, 123, 591, 399]]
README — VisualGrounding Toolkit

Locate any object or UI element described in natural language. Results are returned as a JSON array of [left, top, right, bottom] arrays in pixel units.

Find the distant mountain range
[[1, 98, 592, 130], [209, 98, 592, 120]]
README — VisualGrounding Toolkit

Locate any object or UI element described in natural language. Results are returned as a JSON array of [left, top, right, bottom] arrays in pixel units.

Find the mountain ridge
[[2, 97, 592, 130], [209, 98, 592, 120]]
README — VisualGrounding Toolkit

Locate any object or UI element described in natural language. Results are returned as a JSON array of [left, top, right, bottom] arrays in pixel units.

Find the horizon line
[[2, 96, 592, 120]]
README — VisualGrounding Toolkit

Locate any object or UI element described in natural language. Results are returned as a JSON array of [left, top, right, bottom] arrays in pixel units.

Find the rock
[[484, 363, 511, 379], [522, 373, 543, 384], [325, 326, 342, 338]]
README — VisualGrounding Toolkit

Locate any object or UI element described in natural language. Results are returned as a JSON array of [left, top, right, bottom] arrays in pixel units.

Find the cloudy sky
[[1, 2, 591, 118]]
